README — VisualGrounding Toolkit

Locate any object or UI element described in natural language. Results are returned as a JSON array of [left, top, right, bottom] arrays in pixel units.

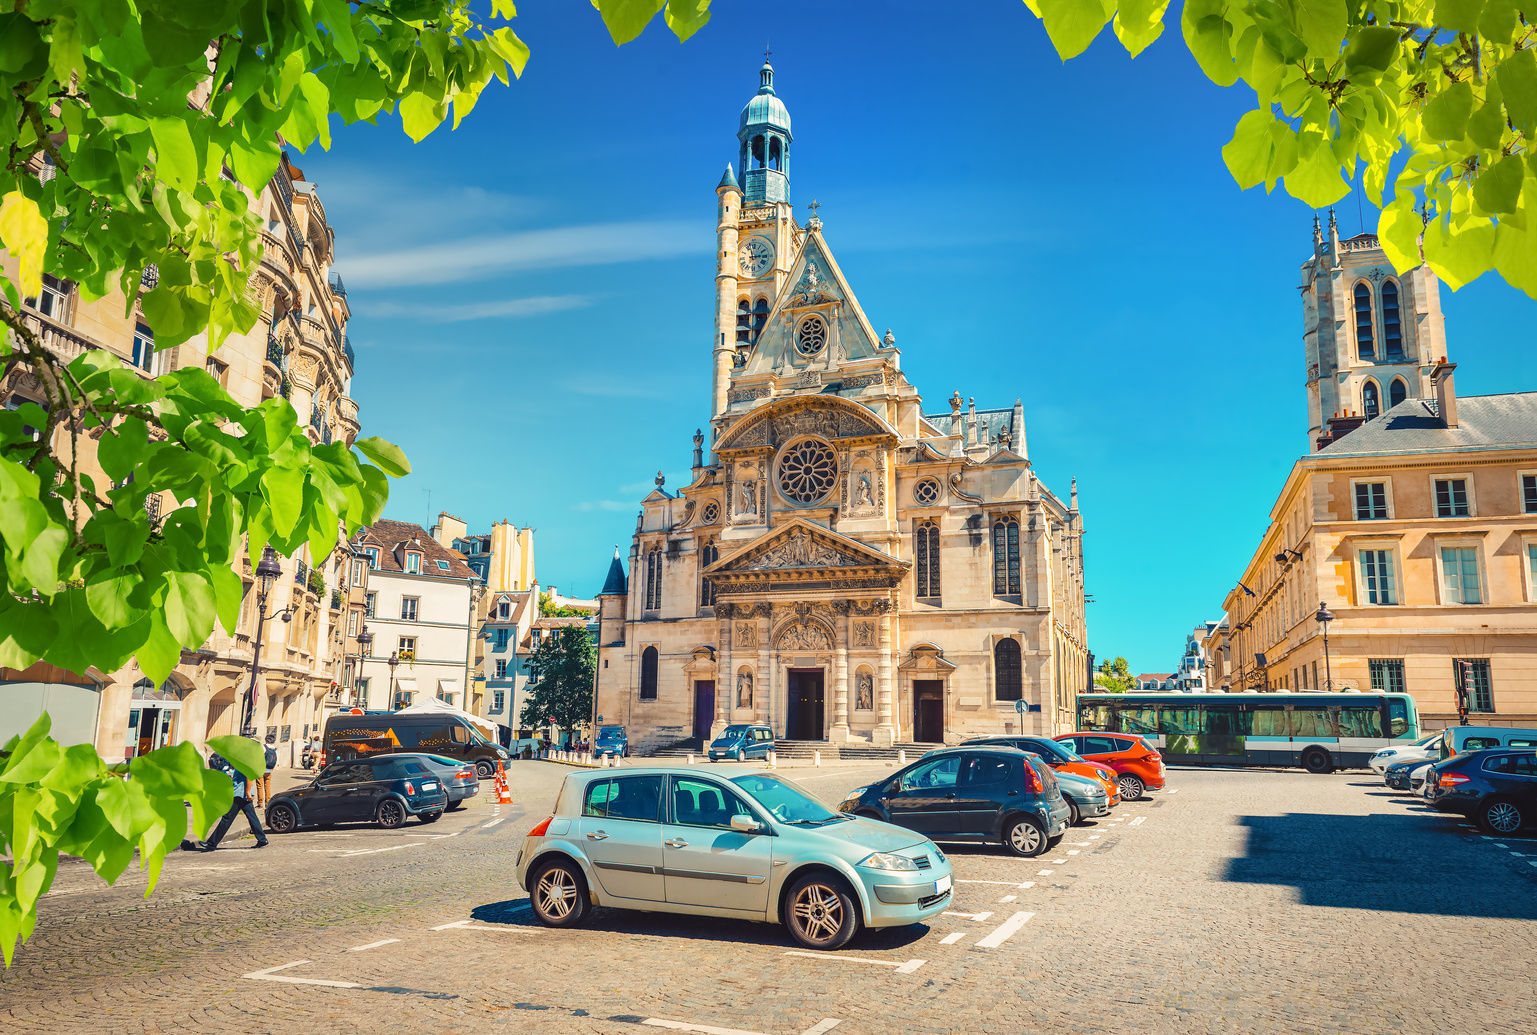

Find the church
[[593, 63, 1089, 751]]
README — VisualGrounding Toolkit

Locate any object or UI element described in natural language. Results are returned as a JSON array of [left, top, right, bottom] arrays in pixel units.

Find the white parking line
[[348, 939, 401, 952], [1166, 789, 1180, 794], [940, 933, 965, 945], [431, 919, 538, 933], [637, 1018, 769, 1035], [244, 960, 360, 988], [955, 879, 1024, 886], [997, 895, 1017, 903], [784, 951, 925, 974], [1036, 869, 1053, 876], [1016, 881, 1036, 890], [1067, 850, 1080, 856], [312, 843, 424, 858], [1128, 816, 1147, 827], [942, 911, 994, 922], [975, 911, 1035, 949], [798, 1021, 842, 1035], [425, 832, 460, 839], [482, 816, 508, 830], [1088, 835, 1102, 840]]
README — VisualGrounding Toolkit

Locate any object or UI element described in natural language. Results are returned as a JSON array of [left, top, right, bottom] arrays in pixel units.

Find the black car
[[1384, 758, 1434, 791], [419, 754, 481, 809], [266, 754, 448, 832], [1425, 748, 1537, 834], [835, 746, 1072, 858]]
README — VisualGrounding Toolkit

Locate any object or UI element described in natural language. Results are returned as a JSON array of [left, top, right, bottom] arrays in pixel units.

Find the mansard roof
[[1317, 393, 1537, 458]]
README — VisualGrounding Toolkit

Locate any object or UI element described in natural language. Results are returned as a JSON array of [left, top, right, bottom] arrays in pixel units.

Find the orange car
[[964, 736, 1121, 807], [1056, 733, 1166, 801]]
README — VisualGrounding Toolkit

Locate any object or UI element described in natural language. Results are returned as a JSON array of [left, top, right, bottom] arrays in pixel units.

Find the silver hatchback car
[[516, 764, 954, 950]]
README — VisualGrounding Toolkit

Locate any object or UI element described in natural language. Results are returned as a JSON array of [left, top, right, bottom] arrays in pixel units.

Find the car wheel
[[530, 858, 589, 928], [377, 798, 407, 829], [784, 873, 860, 951], [1004, 816, 1047, 857], [1065, 800, 1081, 827], [419, 810, 442, 824], [267, 802, 298, 834], [446, 800, 464, 811], [475, 760, 495, 779], [1118, 774, 1145, 802], [1481, 798, 1524, 835], [856, 809, 883, 821], [1302, 748, 1334, 774]]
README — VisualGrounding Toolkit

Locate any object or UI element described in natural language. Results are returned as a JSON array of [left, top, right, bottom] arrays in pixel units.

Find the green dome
[[738, 62, 791, 137]]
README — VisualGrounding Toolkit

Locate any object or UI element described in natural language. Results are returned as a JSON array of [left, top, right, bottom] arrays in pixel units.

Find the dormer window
[[405, 552, 421, 574], [364, 547, 379, 569], [498, 600, 510, 620], [436, 559, 451, 571]]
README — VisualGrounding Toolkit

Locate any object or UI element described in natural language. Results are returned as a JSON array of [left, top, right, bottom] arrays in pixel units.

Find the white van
[[1436, 726, 1537, 760]]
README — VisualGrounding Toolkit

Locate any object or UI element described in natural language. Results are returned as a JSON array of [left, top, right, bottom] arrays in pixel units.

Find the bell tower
[[738, 61, 792, 205]]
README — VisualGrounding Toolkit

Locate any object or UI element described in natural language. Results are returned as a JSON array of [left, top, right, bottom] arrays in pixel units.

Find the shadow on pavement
[[1224, 811, 1537, 918]]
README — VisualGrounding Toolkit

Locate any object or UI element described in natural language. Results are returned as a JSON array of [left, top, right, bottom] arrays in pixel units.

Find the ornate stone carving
[[746, 530, 860, 570], [739, 480, 759, 515], [855, 673, 874, 711], [787, 259, 838, 307], [855, 474, 873, 508], [840, 371, 888, 390], [795, 370, 823, 389], [730, 385, 773, 403], [736, 622, 758, 649], [737, 670, 754, 708], [852, 621, 875, 648], [715, 602, 735, 619], [776, 623, 830, 651]]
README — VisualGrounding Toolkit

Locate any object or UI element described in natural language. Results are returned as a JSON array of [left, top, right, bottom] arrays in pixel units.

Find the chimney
[[1431, 358, 1458, 428]]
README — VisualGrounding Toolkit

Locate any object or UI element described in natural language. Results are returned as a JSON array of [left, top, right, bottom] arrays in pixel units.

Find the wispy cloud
[[366, 295, 591, 323], [339, 220, 707, 289]]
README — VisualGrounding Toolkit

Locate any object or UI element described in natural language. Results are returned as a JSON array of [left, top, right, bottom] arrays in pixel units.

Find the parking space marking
[[348, 939, 401, 952], [940, 933, 965, 945], [1128, 817, 1147, 827], [1036, 869, 1053, 876], [942, 911, 994, 922], [430, 919, 539, 933], [955, 879, 1028, 887], [425, 832, 460, 839], [1066, 850, 1080, 855], [783, 951, 926, 975], [245, 960, 361, 989], [632, 1017, 770, 1035], [797, 1021, 842, 1035], [482, 817, 508, 830], [975, 911, 1035, 949], [997, 895, 1017, 903], [1087, 835, 1102, 839], [1166, 789, 1179, 794], [1016, 881, 1036, 889]]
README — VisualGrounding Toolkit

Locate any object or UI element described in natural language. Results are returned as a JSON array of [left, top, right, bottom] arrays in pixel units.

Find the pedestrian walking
[[256, 735, 278, 807], [192, 751, 268, 851]]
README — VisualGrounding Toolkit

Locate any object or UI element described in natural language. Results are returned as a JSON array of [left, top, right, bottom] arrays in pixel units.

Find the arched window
[[992, 517, 1020, 596], [752, 298, 768, 342], [768, 136, 781, 171], [640, 646, 658, 700], [1381, 280, 1403, 355], [1363, 381, 1380, 420], [994, 638, 1022, 702], [915, 522, 941, 598], [1354, 283, 1375, 359], [736, 299, 752, 344], [645, 549, 662, 611], [751, 135, 765, 169], [699, 540, 719, 607], [1390, 377, 1408, 407]]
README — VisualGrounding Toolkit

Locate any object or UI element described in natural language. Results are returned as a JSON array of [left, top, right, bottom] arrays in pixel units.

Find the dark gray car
[[419, 754, 481, 809]]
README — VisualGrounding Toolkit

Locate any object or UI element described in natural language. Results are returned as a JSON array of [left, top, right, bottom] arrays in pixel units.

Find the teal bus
[[1074, 691, 1420, 773]]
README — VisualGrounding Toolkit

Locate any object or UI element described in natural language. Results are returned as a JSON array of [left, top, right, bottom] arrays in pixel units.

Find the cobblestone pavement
[[2, 760, 1534, 1035]]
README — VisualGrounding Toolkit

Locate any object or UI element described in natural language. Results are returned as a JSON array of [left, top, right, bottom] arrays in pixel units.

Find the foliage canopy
[[518, 625, 598, 735]]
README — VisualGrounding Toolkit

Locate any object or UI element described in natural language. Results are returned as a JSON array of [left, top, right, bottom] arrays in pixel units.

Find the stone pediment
[[707, 519, 902, 576], [716, 396, 897, 453]]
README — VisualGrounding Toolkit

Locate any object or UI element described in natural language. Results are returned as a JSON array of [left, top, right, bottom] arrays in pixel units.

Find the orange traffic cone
[[495, 759, 513, 804]]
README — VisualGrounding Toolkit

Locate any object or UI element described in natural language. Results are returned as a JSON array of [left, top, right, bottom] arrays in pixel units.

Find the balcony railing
[[342, 336, 355, 372], [266, 335, 285, 366], [294, 559, 309, 586], [280, 376, 292, 398]]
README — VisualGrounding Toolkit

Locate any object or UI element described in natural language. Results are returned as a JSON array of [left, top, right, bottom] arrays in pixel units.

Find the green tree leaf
[[1421, 81, 1474, 141], [353, 436, 412, 477], [1222, 109, 1276, 190], [163, 570, 215, 646], [663, 0, 712, 41], [1287, 0, 1346, 58], [0, 191, 48, 297], [1283, 142, 1349, 207], [148, 117, 199, 192], [595, 0, 667, 45], [1182, 0, 1239, 87], [1433, 0, 1485, 34], [1473, 155, 1524, 215], [207, 735, 265, 783], [1038, 0, 1114, 59]]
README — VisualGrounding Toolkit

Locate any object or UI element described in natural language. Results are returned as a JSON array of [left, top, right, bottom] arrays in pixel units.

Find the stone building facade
[[1, 155, 361, 763], [593, 65, 1089, 751]]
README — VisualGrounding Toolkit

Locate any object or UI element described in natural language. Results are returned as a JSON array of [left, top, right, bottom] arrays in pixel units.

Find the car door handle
[[664, 838, 689, 848], [586, 831, 608, 840], [1008, 790, 1019, 796], [944, 793, 956, 799]]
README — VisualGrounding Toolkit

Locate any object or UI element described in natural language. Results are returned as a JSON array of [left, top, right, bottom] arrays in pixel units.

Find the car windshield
[[731, 774, 844, 826], [426, 755, 459, 767], [597, 727, 624, 740], [719, 726, 752, 738]]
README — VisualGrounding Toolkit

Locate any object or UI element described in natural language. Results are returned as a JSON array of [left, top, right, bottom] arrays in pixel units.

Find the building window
[[400, 596, 418, 621], [436, 559, 450, 570], [645, 548, 662, 610], [993, 638, 1022, 702], [397, 636, 416, 657], [131, 324, 165, 375], [1354, 482, 1388, 520], [364, 591, 376, 617], [355, 676, 369, 699], [699, 539, 719, 607], [1354, 284, 1374, 359], [495, 659, 507, 679], [1363, 381, 1380, 420], [25, 273, 70, 322], [364, 548, 379, 568], [1369, 658, 1405, 694], [206, 356, 229, 387], [1523, 475, 1537, 513], [404, 552, 421, 574], [350, 559, 363, 586], [394, 688, 414, 709], [915, 521, 941, 598], [777, 437, 837, 503], [1390, 378, 1408, 407], [1359, 549, 1397, 605], [1454, 658, 1494, 712], [493, 690, 506, 712], [498, 600, 510, 620], [640, 646, 659, 700], [736, 299, 751, 344], [1441, 546, 1482, 604], [494, 628, 511, 651], [992, 518, 1020, 596], [1434, 478, 1470, 517], [347, 611, 358, 636], [1381, 281, 1403, 355]]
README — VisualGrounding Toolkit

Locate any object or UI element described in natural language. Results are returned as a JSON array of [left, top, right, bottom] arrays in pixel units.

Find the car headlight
[[857, 852, 920, 871], [840, 788, 864, 804]]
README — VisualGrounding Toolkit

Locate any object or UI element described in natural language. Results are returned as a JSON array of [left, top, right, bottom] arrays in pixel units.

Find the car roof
[[919, 745, 1029, 756], [571, 763, 766, 777]]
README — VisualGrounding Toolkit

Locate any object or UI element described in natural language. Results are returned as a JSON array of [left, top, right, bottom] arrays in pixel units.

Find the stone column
[[831, 605, 850, 743], [757, 611, 771, 730], [875, 606, 895, 746], [714, 609, 731, 738]]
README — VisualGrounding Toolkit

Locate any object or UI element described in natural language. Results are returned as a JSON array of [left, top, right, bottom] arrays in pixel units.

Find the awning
[[396, 692, 498, 738], [394, 677, 418, 698], [437, 679, 461, 703]]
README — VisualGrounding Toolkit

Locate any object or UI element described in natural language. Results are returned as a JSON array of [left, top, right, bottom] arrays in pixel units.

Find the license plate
[[934, 874, 952, 894], [421, 782, 437, 790]]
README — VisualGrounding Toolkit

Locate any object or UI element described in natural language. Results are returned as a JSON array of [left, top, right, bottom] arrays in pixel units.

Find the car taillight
[[1144, 752, 1162, 763], [1439, 773, 1471, 786], [459, 769, 474, 780], [403, 781, 416, 795], [528, 816, 553, 837], [1021, 764, 1042, 794]]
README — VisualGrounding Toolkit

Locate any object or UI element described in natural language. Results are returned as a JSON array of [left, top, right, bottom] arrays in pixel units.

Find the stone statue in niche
[[855, 475, 873, 508], [739, 480, 758, 514], [852, 621, 875, 648], [777, 623, 829, 651], [855, 673, 874, 711], [736, 622, 757, 649], [737, 671, 754, 708]]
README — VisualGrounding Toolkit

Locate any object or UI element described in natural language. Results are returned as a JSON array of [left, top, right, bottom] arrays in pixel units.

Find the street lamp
[[1314, 601, 1335, 690], [387, 650, 400, 710], [351, 625, 374, 708], [241, 545, 296, 738]]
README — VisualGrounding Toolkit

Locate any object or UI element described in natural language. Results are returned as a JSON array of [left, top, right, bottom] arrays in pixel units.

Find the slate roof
[[600, 547, 627, 596], [921, 403, 1024, 449], [1318, 393, 1537, 458], [354, 519, 476, 580]]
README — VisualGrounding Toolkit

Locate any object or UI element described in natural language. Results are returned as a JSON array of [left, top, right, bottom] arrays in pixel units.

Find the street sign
[[1014, 700, 1026, 714]]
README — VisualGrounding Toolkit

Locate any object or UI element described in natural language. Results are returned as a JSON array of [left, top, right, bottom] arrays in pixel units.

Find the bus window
[[1338, 706, 1383, 738], [1387, 699, 1409, 737], [1158, 706, 1202, 735], [1249, 705, 1289, 737], [1205, 705, 1247, 735], [1119, 704, 1157, 734], [1086, 704, 1111, 730], [1290, 707, 1337, 738]]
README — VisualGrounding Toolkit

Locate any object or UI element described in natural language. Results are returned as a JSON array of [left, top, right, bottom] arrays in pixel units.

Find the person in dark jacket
[[196, 750, 269, 851]]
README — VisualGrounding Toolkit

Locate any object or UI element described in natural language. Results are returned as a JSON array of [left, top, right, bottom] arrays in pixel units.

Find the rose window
[[777, 439, 838, 504], [913, 477, 941, 505], [795, 315, 827, 356], [702, 500, 720, 524]]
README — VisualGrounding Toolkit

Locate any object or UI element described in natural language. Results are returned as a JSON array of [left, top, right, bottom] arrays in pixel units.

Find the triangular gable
[[743, 229, 886, 376], [705, 517, 905, 575], [985, 446, 1028, 465]]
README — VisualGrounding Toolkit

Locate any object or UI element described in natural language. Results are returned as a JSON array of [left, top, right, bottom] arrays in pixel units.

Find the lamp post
[[1315, 601, 1335, 690], [387, 650, 400, 710], [242, 546, 296, 738], [352, 625, 374, 708]]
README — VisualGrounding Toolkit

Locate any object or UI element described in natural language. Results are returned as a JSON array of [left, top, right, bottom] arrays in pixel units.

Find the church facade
[[593, 64, 1089, 750]]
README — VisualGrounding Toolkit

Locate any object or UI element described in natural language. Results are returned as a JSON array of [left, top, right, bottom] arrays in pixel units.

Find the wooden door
[[693, 681, 715, 740]]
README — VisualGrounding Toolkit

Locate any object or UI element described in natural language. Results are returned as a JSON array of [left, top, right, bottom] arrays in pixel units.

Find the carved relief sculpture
[[747, 531, 859, 569], [736, 622, 758, 649], [855, 673, 874, 711], [855, 475, 873, 508], [737, 670, 754, 708], [739, 480, 758, 515], [776, 623, 830, 651], [852, 621, 875, 648]]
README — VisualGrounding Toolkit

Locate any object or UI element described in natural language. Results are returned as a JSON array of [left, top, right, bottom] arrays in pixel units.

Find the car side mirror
[[730, 814, 763, 834]]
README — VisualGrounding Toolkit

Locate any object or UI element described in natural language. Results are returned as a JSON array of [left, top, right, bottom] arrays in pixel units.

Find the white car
[[1369, 733, 1442, 776]]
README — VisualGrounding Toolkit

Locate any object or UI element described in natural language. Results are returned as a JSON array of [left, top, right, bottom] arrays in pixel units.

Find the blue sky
[[296, 1, 1537, 675]]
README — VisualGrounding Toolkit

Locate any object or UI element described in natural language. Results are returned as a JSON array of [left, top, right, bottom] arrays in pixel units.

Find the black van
[[323, 712, 510, 777]]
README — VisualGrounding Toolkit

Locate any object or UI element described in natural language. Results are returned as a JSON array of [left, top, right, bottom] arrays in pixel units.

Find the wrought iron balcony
[[294, 559, 308, 586], [266, 335, 285, 366]]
